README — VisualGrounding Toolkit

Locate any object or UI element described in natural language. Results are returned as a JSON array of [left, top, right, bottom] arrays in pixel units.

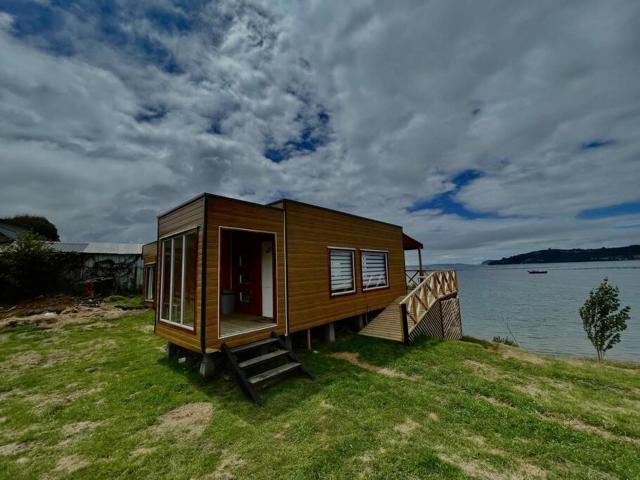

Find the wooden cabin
[[149, 193, 460, 402]]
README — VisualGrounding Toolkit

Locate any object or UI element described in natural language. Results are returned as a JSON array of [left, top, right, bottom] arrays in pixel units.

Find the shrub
[[579, 278, 631, 361]]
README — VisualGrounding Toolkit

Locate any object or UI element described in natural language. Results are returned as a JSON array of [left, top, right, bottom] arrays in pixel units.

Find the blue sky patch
[[578, 201, 640, 219], [580, 139, 616, 150], [407, 169, 500, 219], [135, 105, 167, 123]]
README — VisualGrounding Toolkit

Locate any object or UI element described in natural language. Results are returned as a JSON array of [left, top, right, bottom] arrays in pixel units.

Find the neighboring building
[[0, 221, 28, 244], [50, 242, 144, 291], [142, 241, 157, 306], [149, 193, 461, 403]]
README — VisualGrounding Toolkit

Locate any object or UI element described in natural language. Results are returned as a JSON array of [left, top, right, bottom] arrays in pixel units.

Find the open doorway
[[219, 227, 277, 338]]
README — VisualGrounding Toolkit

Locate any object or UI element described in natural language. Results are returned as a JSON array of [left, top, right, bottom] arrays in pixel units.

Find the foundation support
[[326, 322, 335, 343], [356, 314, 365, 330], [284, 335, 293, 351], [165, 342, 180, 359], [199, 353, 217, 379]]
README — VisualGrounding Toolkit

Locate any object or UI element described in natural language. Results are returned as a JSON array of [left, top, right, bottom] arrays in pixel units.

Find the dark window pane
[[183, 232, 197, 327], [172, 236, 183, 322]]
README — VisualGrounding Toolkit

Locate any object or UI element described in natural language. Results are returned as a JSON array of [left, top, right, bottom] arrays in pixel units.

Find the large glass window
[[329, 248, 355, 296], [361, 250, 389, 290], [160, 230, 197, 328], [144, 265, 155, 301]]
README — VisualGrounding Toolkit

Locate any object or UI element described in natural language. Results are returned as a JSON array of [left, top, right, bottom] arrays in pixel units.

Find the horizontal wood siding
[[204, 197, 286, 352], [285, 201, 406, 332], [155, 196, 205, 352], [142, 241, 157, 264]]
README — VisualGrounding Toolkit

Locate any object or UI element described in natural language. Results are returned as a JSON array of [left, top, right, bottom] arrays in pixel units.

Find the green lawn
[[1, 310, 639, 479]]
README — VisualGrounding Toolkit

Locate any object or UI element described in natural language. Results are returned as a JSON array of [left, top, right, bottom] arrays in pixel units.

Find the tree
[[1, 214, 59, 241], [0, 232, 58, 299], [579, 278, 631, 361]]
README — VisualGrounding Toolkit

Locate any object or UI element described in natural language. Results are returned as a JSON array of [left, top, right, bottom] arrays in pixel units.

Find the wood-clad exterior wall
[[283, 200, 406, 333], [203, 196, 286, 351], [155, 196, 205, 352], [153, 194, 408, 353]]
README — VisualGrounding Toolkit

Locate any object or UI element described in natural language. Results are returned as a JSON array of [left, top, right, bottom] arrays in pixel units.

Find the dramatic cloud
[[1, 1, 639, 263]]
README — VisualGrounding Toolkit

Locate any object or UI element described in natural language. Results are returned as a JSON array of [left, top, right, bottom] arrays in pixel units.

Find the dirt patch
[[329, 352, 417, 381], [0, 441, 33, 456], [428, 412, 439, 422], [395, 418, 420, 435], [0, 301, 144, 331], [203, 450, 246, 480], [62, 421, 101, 437], [149, 402, 212, 439], [499, 346, 547, 365], [54, 454, 89, 474], [464, 360, 502, 381]]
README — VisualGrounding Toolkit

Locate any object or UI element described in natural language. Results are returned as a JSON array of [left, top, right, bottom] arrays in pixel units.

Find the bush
[[580, 278, 631, 361]]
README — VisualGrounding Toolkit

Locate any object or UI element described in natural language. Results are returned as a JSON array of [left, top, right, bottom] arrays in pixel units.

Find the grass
[[0, 310, 639, 479]]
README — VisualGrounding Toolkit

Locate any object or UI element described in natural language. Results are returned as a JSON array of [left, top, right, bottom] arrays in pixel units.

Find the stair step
[[231, 337, 279, 354], [248, 362, 301, 385], [238, 349, 289, 369]]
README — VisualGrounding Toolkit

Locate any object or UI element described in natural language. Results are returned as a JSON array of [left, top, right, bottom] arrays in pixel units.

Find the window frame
[[328, 247, 357, 297], [361, 249, 390, 292], [144, 263, 155, 301], [158, 228, 198, 331]]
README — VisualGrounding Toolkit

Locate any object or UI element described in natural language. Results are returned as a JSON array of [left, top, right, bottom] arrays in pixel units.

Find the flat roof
[[49, 242, 143, 255]]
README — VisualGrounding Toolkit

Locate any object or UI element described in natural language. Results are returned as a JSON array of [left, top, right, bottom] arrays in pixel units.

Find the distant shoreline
[[484, 245, 640, 265]]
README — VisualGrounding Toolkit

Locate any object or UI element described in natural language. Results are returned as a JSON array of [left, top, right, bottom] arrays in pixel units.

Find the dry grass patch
[[62, 420, 101, 437], [395, 418, 421, 436], [149, 402, 213, 439], [26, 386, 103, 414], [438, 451, 547, 480], [53, 454, 89, 474], [203, 450, 246, 480], [131, 446, 156, 458], [478, 395, 515, 410], [464, 360, 502, 381], [329, 352, 417, 380], [0, 441, 34, 456], [499, 346, 547, 365]]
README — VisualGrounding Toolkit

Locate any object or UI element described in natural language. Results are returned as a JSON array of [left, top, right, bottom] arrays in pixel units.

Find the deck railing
[[399, 270, 458, 334]]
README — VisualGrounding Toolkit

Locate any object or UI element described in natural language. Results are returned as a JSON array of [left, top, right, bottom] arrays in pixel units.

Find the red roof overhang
[[402, 233, 423, 251]]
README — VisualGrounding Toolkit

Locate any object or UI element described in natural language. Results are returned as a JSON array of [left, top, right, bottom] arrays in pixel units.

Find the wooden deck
[[220, 313, 276, 338]]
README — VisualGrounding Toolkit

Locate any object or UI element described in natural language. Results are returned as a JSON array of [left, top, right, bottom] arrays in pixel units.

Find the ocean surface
[[426, 261, 640, 362]]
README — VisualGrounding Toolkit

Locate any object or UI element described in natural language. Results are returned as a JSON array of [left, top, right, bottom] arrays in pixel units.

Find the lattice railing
[[399, 270, 458, 333]]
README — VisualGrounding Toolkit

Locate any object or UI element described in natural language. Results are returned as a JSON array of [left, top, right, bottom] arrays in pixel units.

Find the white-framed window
[[361, 250, 389, 290], [329, 248, 356, 296], [160, 229, 197, 328], [144, 264, 155, 301]]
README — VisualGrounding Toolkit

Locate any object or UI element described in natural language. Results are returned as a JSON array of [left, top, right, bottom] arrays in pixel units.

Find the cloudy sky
[[1, 0, 639, 264]]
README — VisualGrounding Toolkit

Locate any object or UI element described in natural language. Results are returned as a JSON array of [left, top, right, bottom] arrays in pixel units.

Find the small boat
[[528, 270, 548, 274]]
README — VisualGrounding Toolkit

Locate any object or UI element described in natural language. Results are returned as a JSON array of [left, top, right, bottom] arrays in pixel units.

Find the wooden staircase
[[221, 335, 313, 405], [359, 270, 458, 343]]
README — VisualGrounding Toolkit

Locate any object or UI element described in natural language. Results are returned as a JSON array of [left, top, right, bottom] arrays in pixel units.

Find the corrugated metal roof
[[49, 242, 143, 255]]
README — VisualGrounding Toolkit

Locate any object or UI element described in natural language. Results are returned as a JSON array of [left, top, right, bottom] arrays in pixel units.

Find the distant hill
[[484, 245, 640, 265]]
